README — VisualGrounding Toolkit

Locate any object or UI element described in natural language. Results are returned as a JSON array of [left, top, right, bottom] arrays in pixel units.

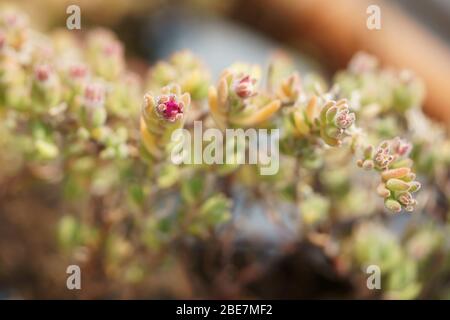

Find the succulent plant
[[357, 137, 421, 212], [1, 7, 449, 300]]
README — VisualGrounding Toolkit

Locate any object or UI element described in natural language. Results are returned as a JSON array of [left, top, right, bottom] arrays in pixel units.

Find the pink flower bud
[[103, 41, 123, 58], [83, 83, 105, 108], [392, 137, 412, 157], [233, 75, 257, 99], [69, 63, 89, 80], [397, 192, 417, 212], [348, 52, 378, 74], [34, 64, 52, 83], [334, 108, 355, 129], [374, 142, 395, 169], [3, 12, 17, 27], [156, 94, 184, 122]]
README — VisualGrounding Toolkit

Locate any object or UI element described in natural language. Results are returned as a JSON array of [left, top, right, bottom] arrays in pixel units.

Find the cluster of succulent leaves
[[1, 8, 450, 298]]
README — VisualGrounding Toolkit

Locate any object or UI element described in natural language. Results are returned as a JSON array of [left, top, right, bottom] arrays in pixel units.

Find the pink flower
[[69, 63, 89, 80], [335, 108, 355, 129]]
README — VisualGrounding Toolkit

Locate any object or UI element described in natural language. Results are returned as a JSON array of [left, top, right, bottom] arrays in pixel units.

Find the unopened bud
[[69, 63, 89, 80], [376, 183, 391, 198], [155, 94, 185, 122], [408, 181, 421, 193], [386, 178, 411, 192], [334, 107, 355, 129], [83, 83, 105, 109], [385, 199, 402, 213], [34, 64, 52, 83], [381, 167, 410, 181], [362, 159, 374, 170]]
